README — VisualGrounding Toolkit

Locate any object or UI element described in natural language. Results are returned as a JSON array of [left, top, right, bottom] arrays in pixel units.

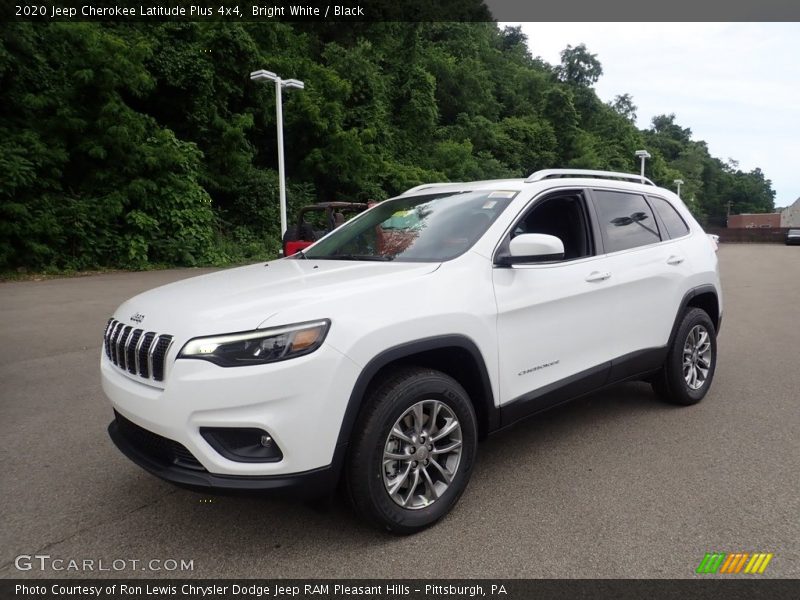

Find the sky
[[504, 23, 800, 208]]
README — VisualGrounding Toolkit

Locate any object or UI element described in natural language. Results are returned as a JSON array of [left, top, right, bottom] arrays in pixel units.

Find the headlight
[[178, 320, 330, 367]]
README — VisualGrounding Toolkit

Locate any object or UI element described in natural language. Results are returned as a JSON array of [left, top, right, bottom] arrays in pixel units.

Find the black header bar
[[4, 0, 800, 22], [4, 579, 800, 600]]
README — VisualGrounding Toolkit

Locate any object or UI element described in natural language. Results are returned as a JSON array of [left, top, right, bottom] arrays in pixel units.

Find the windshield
[[303, 190, 516, 262]]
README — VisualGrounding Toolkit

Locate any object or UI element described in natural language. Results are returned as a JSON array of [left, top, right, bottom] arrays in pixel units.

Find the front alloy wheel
[[383, 399, 463, 510]]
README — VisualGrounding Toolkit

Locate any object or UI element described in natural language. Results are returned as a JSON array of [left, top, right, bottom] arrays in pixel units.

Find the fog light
[[200, 427, 283, 463]]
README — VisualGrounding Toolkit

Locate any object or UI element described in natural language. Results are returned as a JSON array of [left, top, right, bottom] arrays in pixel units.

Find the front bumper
[[102, 342, 361, 482], [108, 417, 339, 496]]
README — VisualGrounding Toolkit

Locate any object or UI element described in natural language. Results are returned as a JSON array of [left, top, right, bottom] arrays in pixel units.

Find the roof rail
[[401, 178, 526, 196], [526, 169, 655, 186]]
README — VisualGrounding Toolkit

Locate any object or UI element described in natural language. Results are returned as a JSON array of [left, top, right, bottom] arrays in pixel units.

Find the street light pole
[[634, 149, 651, 180], [674, 179, 684, 197], [250, 69, 305, 239], [274, 79, 286, 237]]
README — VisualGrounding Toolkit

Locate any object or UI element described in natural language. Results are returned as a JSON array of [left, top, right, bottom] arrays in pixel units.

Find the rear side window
[[649, 196, 690, 238], [592, 190, 661, 253]]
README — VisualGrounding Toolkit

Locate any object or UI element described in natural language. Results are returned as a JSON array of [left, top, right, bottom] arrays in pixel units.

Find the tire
[[652, 307, 717, 405], [346, 366, 478, 534]]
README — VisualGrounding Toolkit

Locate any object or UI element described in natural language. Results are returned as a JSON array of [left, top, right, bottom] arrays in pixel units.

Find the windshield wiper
[[312, 254, 394, 261]]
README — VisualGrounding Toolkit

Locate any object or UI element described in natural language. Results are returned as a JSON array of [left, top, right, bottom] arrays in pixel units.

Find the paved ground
[[1, 245, 798, 579]]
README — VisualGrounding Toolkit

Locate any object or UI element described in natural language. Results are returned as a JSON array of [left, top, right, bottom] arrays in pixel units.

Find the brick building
[[727, 213, 782, 228]]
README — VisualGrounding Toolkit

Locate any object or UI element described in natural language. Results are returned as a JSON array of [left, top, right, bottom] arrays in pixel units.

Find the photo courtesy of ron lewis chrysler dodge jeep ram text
[[102, 169, 722, 533]]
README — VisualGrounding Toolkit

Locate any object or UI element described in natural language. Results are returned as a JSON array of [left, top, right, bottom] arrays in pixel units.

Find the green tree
[[556, 44, 603, 87], [609, 93, 637, 122], [0, 23, 778, 271]]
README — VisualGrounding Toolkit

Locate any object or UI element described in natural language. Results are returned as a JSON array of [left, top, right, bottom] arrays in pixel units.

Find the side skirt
[[497, 347, 667, 430]]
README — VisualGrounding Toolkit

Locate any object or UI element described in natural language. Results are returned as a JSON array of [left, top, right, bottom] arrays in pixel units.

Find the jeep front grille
[[104, 318, 174, 382]]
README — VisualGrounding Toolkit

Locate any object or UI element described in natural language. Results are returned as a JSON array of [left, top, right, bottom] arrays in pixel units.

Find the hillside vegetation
[[0, 22, 776, 270]]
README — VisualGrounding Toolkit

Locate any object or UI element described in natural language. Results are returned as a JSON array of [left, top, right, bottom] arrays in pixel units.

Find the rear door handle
[[585, 271, 611, 282], [666, 255, 685, 266]]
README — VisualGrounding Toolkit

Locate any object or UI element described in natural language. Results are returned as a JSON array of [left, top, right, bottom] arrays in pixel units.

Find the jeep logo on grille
[[130, 313, 145, 324]]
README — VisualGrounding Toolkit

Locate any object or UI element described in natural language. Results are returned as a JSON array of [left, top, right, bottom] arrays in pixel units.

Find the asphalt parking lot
[[1, 244, 798, 579]]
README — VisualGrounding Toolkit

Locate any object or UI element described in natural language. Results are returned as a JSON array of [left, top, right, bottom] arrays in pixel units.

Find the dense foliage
[[0, 22, 776, 271]]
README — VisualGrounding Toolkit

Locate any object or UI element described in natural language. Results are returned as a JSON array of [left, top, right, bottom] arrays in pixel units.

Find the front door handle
[[666, 255, 685, 266], [585, 271, 611, 282]]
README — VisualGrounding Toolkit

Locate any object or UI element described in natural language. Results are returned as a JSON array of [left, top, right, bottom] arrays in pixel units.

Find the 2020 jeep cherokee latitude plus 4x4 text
[[102, 169, 722, 533]]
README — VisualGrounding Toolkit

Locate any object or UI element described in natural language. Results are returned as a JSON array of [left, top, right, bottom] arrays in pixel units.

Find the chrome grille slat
[[103, 319, 115, 358], [115, 323, 126, 365], [117, 326, 132, 371], [148, 334, 160, 381], [107, 321, 117, 362], [103, 318, 174, 384], [138, 332, 156, 378], [133, 331, 147, 376], [151, 336, 174, 382], [126, 329, 143, 374], [110, 322, 124, 365]]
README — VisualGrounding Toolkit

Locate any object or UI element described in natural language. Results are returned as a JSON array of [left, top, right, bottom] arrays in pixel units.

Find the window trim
[[647, 194, 691, 240], [586, 188, 664, 255], [492, 187, 599, 266]]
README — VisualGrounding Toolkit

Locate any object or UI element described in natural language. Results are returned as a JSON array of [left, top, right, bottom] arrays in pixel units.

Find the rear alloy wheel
[[653, 307, 717, 405], [683, 324, 712, 390], [346, 367, 477, 534]]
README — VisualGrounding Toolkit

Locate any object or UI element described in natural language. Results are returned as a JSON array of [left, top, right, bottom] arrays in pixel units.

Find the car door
[[493, 189, 617, 422], [585, 188, 691, 375]]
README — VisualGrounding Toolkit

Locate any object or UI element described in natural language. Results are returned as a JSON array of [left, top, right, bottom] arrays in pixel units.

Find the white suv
[[102, 169, 722, 533]]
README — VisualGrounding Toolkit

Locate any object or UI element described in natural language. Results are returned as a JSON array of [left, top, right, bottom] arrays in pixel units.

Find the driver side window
[[513, 192, 594, 261]]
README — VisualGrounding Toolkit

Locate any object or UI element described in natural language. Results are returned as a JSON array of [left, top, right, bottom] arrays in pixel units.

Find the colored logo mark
[[696, 552, 773, 574]]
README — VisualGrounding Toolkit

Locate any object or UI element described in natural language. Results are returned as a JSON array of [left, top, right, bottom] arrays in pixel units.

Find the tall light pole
[[674, 179, 684, 197], [634, 150, 651, 180], [250, 69, 305, 238]]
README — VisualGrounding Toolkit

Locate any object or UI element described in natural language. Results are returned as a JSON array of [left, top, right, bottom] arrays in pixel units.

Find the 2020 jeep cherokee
[[102, 169, 722, 533]]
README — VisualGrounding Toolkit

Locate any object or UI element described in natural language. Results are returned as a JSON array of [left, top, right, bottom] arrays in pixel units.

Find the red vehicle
[[282, 202, 370, 256]]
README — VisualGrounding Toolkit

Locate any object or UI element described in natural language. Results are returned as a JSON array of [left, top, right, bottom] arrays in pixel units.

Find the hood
[[114, 258, 440, 337]]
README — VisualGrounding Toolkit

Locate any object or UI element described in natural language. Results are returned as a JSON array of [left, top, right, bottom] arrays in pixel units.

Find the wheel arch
[[333, 336, 498, 467], [687, 290, 720, 333], [668, 285, 721, 350]]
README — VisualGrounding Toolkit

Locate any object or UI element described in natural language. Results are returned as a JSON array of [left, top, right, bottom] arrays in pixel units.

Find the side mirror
[[496, 233, 565, 266]]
